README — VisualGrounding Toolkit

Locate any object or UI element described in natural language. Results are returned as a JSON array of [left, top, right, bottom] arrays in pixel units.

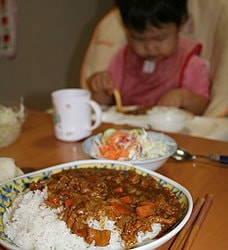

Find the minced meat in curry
[[29, 168, 182, 248]]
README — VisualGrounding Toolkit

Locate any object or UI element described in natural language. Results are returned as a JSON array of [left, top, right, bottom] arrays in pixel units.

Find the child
[[87, 0, 210, 115]]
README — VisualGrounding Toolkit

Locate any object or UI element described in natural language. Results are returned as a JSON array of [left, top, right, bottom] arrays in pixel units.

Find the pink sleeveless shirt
[[108, 38, 210, 106]]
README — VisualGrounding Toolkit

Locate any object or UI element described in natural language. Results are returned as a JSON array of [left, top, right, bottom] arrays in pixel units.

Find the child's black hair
[[115, 0, 188, 32]]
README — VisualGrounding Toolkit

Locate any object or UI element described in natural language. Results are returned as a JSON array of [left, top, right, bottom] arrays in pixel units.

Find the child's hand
[[87, 71, 115, 105], [157, 89, 183, 107], [88, 71, 114, 94], [157, 88, 209, 115]]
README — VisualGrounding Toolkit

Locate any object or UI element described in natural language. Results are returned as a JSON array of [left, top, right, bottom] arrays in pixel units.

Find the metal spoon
[[172, 147, 228, 165]]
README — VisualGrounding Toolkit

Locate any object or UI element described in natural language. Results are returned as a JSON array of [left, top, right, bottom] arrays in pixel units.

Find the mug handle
[[88, 100, 102, 130]]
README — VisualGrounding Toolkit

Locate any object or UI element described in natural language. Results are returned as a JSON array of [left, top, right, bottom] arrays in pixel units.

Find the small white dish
[[185, 116, 217, 136], [148, 106, 194, 133]]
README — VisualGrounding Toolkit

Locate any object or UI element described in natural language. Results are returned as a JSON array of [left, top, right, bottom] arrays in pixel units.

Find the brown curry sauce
[[29, 168, 182, 248]]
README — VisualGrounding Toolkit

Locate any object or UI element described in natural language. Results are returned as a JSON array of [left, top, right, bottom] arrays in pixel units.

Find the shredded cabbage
[[0, 101, 25, 147], [0, 103, 25, 125]]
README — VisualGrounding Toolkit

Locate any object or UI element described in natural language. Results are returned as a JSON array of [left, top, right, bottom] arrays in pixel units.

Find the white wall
[[0, 0, 114, 109]]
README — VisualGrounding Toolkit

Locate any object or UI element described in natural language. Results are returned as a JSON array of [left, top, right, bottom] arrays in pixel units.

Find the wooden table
[[1, 109, 228, 250]]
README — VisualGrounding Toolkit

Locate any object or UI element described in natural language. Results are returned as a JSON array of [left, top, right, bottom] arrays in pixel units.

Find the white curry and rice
[[1, 165, 185, 250]]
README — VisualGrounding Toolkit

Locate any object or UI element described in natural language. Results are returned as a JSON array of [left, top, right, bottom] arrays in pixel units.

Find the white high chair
[[80, 0, 228, 117]]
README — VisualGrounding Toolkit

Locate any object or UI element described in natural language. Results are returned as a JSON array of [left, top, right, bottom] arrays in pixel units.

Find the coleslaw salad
[[95, 128, 174, 161]]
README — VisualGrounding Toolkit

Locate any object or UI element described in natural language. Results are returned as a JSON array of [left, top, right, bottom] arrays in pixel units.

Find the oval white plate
[[0, 159, 192, 250]]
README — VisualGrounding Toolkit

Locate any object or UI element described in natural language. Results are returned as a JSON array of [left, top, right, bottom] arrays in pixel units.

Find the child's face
[[127, 23, 180, 62]]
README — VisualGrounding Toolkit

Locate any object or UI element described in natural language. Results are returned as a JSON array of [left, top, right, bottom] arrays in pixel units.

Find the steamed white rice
[[3, 188, 162, 250]]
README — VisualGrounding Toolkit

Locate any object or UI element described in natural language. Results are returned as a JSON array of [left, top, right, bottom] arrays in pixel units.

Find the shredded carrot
[[99, 130, 138, 160]]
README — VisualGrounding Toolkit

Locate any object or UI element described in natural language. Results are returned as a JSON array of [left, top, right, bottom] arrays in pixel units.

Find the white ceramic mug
[[51, 88, 102, 141]]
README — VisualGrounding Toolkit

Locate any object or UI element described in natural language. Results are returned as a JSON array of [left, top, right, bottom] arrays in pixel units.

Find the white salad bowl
[[82, 130, 177, 171], [0, 160, 193, 250], [0, 101, 25, 148]]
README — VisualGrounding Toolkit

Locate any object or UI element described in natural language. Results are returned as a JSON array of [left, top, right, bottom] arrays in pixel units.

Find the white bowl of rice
[[82, 128, 177, 171], [0, 160, 193, 250], [148, 106, 194, 133]]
